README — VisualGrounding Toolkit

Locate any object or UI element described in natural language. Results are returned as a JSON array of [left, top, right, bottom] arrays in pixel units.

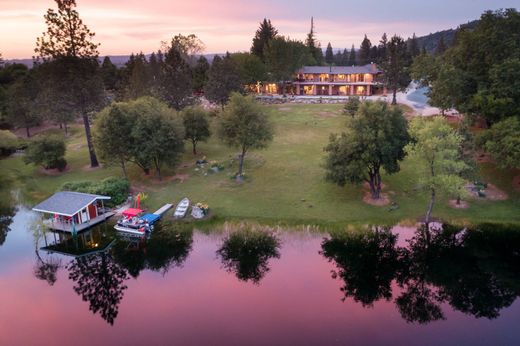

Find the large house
[[258, 63, 385, 97]]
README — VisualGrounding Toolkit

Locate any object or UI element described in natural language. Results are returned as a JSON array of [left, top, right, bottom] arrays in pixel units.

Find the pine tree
[[192, 55, 210, 93], [325, 42, 334, 65], [378, 33, 388, 64], [381, 35, 410, 105], [306, 17, 324, 65], [126, 53, 150, 99], [35, 0, 103, 167], [370, 46, 379, 63], [204, 54, 242, 108], [358, 35, 372, 65], [157, 45, 193, 110], [408, 33, 420, 58], [435, 34, 447, 55], [100, 56, 118, 90], [333, 51, 343, 65], [341, 48, 349, 65], [148, 52, 161, 84], [251, 18, 278, 61], [348, 44, 356, 65]]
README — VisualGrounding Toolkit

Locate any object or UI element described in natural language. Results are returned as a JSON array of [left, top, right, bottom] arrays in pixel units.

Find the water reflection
[[217, 227, 280, 284], [0, 200, 15, 246], [68, 252, 129, 325], [112, 223, 194, 277], [321, 226, 399, 306], [34, 248, 62, 286], [321, 223, 520, 324]]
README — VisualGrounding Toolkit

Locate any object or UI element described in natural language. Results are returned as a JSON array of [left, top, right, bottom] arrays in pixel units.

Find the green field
[[1, 103, 519, 225]]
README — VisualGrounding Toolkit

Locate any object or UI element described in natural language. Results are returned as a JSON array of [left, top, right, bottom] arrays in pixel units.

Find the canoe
[[174, 198, 190, 218]]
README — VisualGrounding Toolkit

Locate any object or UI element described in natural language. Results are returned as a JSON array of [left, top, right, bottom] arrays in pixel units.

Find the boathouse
[[32, 191, 114, 233]]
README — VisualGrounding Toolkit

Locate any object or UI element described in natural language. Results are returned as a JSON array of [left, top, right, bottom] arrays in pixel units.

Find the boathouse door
[[88, 204, 97, 219]]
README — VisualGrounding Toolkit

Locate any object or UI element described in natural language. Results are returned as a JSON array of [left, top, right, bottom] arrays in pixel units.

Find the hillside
[[414, 20, 479, 53]]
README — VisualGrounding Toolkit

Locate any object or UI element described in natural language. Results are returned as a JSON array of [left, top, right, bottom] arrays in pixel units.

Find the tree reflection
[[320, 222, 520, 324], [217, 228, 280, 284], [321, 226, 400, 306], [112, 223, 193, 277], [0, 202, 15, 246], [34, 249, 62, 286], [68, 252, 129, 325], [396, 223, 520, 323]]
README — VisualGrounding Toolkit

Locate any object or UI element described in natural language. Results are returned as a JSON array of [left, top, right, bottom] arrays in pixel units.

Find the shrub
[[0, 130, 19, 157], [23, 135, 67, 170], [61, 177, 130, 207], [343, 96, 361, 117]]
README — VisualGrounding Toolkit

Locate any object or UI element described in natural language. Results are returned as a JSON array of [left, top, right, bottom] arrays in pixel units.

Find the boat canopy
[[122, 208, 143, 217], [140, 213, 160, 224]]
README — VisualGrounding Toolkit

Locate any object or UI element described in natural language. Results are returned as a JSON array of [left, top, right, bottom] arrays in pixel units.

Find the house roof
[[32, 191, 111, 217], [298, 64, 381, 75]]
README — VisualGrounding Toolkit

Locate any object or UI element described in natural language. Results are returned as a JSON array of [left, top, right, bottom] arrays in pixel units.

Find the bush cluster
[[61, 177, 130, 207], [23, 135, 66, 170]]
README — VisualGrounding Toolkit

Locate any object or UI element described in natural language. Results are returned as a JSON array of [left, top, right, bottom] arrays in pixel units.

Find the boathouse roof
[[297, 64, 381, 75], [32, 191, 110, 217]]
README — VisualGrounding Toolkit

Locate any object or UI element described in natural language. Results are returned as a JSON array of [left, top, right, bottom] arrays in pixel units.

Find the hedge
[[61, 177, 130, 207]]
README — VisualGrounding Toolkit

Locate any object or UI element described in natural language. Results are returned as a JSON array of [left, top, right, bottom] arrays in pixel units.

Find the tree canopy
[[218, 93, 273, 178], [181, 106, 211, 155], [381, 35, 411, 105], [405, 117, 469, 223], [251, 18, 278, 61], [324, 100, 410, 199], [35, 0, 99, 60], [478, 117, 520, 169], [204, 54, 243, 108], [264, 36, 314, 94], [94, 97, 185, 179]]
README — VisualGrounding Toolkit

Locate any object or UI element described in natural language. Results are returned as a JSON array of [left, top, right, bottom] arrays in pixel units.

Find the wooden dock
[[153, 204, 173, 216]]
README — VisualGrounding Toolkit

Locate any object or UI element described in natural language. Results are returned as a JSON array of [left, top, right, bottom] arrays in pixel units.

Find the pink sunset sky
[[1, 0, 518, 59]]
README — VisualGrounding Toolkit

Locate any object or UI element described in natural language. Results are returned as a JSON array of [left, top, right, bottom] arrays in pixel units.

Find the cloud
[[0, 0, 518, 58]]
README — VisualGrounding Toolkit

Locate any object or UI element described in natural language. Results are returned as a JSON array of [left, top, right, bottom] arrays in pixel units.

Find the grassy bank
[[1, 103, 519, 225]]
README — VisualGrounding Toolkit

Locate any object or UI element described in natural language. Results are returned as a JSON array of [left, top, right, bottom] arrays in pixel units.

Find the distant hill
[[414, 20, 479, 53], [6, 54, 221, 68], [6, 20, 481, 68]]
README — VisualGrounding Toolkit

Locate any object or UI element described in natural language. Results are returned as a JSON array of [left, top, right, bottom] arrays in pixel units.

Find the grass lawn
[[1, 103, 519, 225]]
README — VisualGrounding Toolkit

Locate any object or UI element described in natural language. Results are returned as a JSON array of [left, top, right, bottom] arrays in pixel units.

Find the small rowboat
[[174, 198, 190, 218]]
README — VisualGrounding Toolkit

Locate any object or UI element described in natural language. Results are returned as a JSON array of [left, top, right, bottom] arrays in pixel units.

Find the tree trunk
[[237, 147, 246, 179], [64, 123, 68, 136], [192, 139, 197, 155], [391, 88, 397, 105], [456, 194, 461, 205], [25, 125, 30, 138], [120, 159, 128, 179], [376, 171, 383, 199], [368, 169, 382, 199], [143, 167, 150, 175], [82, 113, 99, 167], [154, 158, 162, 181], [425, 188, 435, 224]]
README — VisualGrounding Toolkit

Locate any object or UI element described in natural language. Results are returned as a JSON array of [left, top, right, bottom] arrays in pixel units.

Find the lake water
[[1, 206, 520, 345], [406, 85, 430, 109]]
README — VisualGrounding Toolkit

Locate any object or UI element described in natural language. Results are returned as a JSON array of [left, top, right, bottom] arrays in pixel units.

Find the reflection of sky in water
[[406, 86, 430, 109], [0, 207, 519, 345]]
